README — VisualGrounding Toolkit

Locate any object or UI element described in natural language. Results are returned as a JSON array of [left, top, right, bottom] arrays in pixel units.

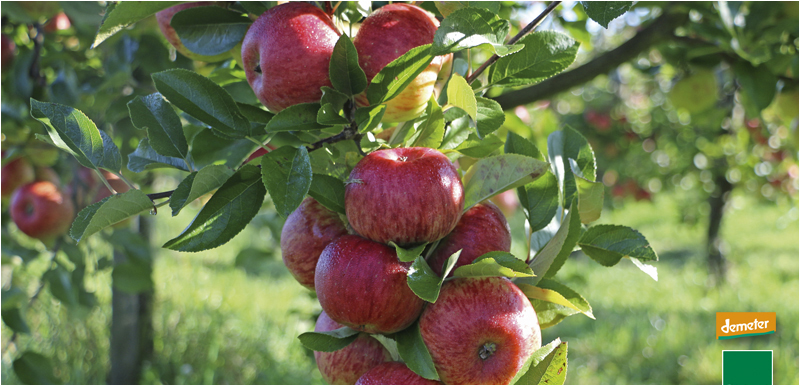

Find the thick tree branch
[[492, 10, 689, 110]]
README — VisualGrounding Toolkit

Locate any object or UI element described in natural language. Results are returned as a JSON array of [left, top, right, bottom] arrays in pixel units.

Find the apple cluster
[[281, 147, 541, 385], [1, 151, 130, 247]]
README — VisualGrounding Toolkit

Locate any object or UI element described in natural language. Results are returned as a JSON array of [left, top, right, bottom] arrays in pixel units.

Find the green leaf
[[432, 7, 524, 57], [523, 201, 580, 285], [93, 1, 179, 48], [462, 154, 549, 211], [581, 1, 632, 28], [434, 1, 501, 18], [410, 98, 445, 148], [237, 103, 275, 125], [44, 266, 78, 307], [517, 279, 593, 319], [261, 146, 313, 218], [13, 351, 61, 385], [453, 251, 533, 278], [407, 251, 459, 303], [578, 225, 658, 266], [330, 34, 368, 96], [475, 97, 505, 137], [321, 86, 350, 112], [512, 340, 568, 385], [2, 288, 27, 311], [391, 242, 428, 263], [317, 103, 350, 125], [127, 93, 189, 159], [509, 338, 561, 385], [30, 99, 122, 172], [394, 321, 439, 381], [488, 32, 579, 87], [570, 159, 603, 224], [169, 165, 235, 216], [171, 6, 251, 57], [336, 1, 371, 24], [447, 74, 477, 120], [547, 127, 596, 206], [1, 233, 40, 263], [190, 130, 260, 169], [308, 174, 346, 214], [455, 134, 504, 158], [265, 103, 331, 132], [127, 138, 190, 172], [70, 190, 154, 243], [2, 308, 30, 334], [367, 44, 435, 105], [505, 132, 558, 233], [163, 164, 266, 252], [298, 327, 360, 352], [735, 61, 777, 112], [356, 104, 387, 133], [152, 69, 252, 139]]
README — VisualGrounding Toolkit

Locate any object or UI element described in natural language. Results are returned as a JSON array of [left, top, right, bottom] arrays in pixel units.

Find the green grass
[[1, 192, 797, 385]]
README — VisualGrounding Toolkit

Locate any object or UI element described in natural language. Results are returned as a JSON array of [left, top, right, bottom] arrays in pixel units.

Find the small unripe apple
[[156, 2, 235, 62], [355, 362, 442, 385], [345, 147, 464, 246], [427, 202, 511, 277], [242, 2, 340, 112], [353, 3, 452, 123], [315, 235, 425, 334], [314, 311, 392, 385], [668, 68, 718, 114], [1, 154, 35, 201], [419, 277, 541, 385], [10, 180, 75, 244], [280, 197, 348, 290]]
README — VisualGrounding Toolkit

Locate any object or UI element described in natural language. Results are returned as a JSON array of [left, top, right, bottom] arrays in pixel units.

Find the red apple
[[419, 277, 541, 385], [281, 197, 348, 290], [315, 235, 424, 334], [242, 2, 340, 112], [355, 362, 442, 385], [345, 147, 464, 246], [33, 167, 60, 185], [489, 189, 519, 218], [427, 202, 511, 277], [44, 12, 71, 33], [1, 154, 35, 201], [10, 180, 75, 244], [93, 170, 131, 202], [1, 34, 15, 70], [156, 2, 234, 62], [244, 143, 277, 164], [353, 3, 452, 123], [314, 311, 392, 385]]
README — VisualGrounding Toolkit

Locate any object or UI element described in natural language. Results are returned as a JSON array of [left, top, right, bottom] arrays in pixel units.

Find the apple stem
[[93, 168, 118, 195], [465, 1, 562, 85], [246, 136, 273, 155]]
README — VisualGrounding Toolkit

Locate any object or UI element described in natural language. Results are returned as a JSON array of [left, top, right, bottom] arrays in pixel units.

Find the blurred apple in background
[[10, 180, 75, 246]]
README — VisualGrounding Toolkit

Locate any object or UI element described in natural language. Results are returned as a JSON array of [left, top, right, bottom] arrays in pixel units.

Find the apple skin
[[280, 197, 349, 290], [1, 155, 35, 201], [242, 2, 339, 112], [315, 235, 425, 334], [345, 147, 464, 246], [244, 143, 277, 164], [10, 181, 75, 244], [1, 34, 15, 70], [355, 362, 442, 385], [44, 12, 71, 33], [314, 311, 392, 385], [353, 3, 452, 123], [419, 277, 542, 385], [427, 202, 511, 277], [156, 2, 234, 63]]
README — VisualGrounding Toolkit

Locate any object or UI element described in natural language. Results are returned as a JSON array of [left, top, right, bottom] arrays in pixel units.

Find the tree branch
[[492, 9, 689, 110]]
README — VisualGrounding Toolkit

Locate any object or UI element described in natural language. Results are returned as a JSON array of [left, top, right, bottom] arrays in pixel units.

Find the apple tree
[[495, 1, 798, 281], [1, 2, 666, 384]]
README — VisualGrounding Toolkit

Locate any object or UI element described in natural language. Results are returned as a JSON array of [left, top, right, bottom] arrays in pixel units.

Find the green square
[[722, 350, 773, 385]]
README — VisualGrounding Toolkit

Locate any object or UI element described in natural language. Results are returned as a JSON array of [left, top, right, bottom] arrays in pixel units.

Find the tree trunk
[[108, 216, 154, 385], [707, 174, 733, 284]]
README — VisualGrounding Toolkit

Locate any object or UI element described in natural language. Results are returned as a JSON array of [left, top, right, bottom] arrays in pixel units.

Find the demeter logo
[[716, 312, 776, 340]]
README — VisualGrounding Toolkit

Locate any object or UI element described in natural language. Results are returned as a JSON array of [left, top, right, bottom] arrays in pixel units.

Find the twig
[[466, 1, 562, 85], [306, 124, 359, 153], [147, 190, 174, 200]]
